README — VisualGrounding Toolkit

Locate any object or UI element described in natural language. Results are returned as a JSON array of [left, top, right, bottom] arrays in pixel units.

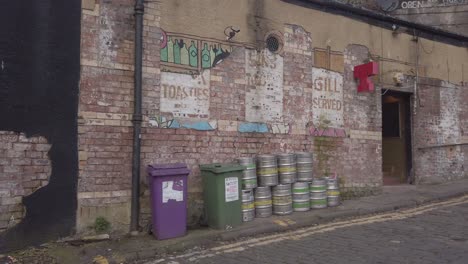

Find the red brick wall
[[77, 2, 385, 230], [0, 132, 51, 232]]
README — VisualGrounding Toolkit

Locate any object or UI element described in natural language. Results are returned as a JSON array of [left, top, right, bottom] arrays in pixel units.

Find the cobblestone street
[[144, 196, 468, 264]]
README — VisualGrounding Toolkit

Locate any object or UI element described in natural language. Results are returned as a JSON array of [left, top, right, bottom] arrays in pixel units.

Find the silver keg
[[238, 157, 257, 189], [296, 152, 313, 182], [327, 178, 338, 189], [254, 186, 272, 218], [241, 189, 255, 222], [292, 182, 310, 212], [277, 153, 297, 184], [327, 177, 340, 207], [310, 178, 327, 209], [256, 155, 278, 186], [272, 184, 293, 215]]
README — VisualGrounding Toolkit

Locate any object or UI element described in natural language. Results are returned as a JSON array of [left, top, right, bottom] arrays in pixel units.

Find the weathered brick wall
[[78, 1, 385, 231], [462, 84, 468, 179], [341, 45, 383, 195], [413, 79, 467, 184], [76, 0, 466, 234], [77, 0, 161, 233], [137, 30, 383, 228], [140, 130, 315, 227], [0, 132, 51, 232]]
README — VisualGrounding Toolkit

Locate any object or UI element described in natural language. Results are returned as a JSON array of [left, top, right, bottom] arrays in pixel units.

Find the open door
[[382, 91, 412, 185]]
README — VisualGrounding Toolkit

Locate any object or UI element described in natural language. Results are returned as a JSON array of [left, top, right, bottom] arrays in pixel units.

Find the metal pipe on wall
[[130, 0, 144, 234]]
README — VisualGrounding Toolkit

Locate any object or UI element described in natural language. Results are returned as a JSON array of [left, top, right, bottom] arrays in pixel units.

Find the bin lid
[[199, 163, 244, 174], [147, 163, 190, 177]]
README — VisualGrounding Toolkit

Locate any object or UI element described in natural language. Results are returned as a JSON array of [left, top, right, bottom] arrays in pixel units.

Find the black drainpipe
[[131, 0, 144, 234]]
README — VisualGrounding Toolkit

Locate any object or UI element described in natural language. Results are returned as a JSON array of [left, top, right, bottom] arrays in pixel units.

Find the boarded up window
[[314, 48, 344, 73], [330, 53, 344, 73], [314, 50, 328, 69]]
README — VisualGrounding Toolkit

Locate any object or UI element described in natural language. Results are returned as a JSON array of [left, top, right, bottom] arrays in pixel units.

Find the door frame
[[382, 90, 413, 184]]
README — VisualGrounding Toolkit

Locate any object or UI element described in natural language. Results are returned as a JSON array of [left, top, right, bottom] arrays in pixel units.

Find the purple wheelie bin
[[147, 163, 190, 240]]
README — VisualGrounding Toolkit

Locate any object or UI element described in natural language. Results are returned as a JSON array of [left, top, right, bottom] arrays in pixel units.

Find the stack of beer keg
[[294, 152, 314, 211], [238, 157, 257, 222], [326, 177, 340, 207], [237, 152, 340, 222]]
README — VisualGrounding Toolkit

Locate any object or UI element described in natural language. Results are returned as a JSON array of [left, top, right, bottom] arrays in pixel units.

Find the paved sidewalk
[[7, 178, 468, 264]]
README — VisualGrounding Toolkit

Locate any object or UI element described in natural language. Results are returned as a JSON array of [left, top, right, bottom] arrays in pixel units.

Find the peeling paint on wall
[[98, 5, 118, 66], [438, 81, 461, 144], [0, 0, 80, 251], [245, 49, 284, 123]]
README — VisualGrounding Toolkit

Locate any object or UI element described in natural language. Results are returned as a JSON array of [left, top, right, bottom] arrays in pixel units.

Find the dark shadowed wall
[[0, 0, 81, 252]]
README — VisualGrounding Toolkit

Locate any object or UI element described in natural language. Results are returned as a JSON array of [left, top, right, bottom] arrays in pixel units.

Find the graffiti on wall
[[160, 31, 233, 74], [148, 115, 217, 130], [312, 68, 344, 128], [160, 70, 211, 119], [245, 49, 284, 123]]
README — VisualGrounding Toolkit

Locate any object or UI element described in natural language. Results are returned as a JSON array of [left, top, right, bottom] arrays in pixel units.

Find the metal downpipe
[[130, 0, 144, 234]]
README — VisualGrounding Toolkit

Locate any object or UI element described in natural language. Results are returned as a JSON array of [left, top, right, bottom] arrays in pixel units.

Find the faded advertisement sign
[[312, 68, 344, 128], [245, 49, 284, 123], [160, 70, 210, 118]]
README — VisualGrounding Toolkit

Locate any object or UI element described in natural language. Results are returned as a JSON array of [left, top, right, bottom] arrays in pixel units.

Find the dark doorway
[[382, 91, 412, 185]]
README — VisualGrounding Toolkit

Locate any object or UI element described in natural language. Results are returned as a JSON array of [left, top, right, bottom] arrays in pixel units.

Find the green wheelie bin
[[200, 163, 244, 230]]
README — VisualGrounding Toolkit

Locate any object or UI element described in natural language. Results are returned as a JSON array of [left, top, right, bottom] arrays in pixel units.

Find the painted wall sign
[[160, 31, 233, 74], [312, 68, 344, 128], [225, 177, 239, 202], [376, 0, 468, 11], [333, 0, 468, 12], [400, 0, 468, 9], [245, 49, 284, 123], [354, 62, 379, 93], [160, 70, 210, 118]]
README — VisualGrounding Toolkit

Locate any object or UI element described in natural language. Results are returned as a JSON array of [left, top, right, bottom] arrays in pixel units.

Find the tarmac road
[[143, 195, 468, 264]]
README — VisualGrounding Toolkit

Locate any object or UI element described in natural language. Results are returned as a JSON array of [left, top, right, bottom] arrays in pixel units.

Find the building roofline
[[282, 0, 468, 47]]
